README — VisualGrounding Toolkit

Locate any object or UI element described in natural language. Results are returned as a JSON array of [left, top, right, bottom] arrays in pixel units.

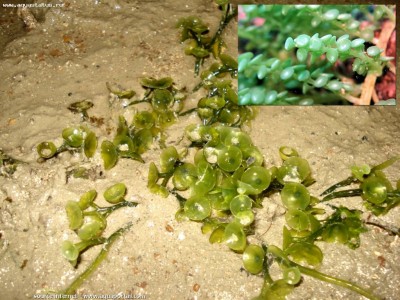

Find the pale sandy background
[[0, 1, 399, 299]]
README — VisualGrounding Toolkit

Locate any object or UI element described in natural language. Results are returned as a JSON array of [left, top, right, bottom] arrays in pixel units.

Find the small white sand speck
[[178, 232, 185, 241]]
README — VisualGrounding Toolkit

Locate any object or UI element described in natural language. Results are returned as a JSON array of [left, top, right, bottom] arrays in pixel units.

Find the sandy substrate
[[0, 1, 399, 300]]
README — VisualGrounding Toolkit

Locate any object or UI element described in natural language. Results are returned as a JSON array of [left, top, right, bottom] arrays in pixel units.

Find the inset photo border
[[238, 4, 396, 105]]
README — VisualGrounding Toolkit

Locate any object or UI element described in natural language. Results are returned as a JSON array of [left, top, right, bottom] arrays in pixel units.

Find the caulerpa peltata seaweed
[[148, 2, 399, 300], [60, 183, 137, 294], [149, 125, 399, 299]]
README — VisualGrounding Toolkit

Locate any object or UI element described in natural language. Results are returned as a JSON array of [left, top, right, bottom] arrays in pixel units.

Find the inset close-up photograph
[[238, 4, 396, 105]]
